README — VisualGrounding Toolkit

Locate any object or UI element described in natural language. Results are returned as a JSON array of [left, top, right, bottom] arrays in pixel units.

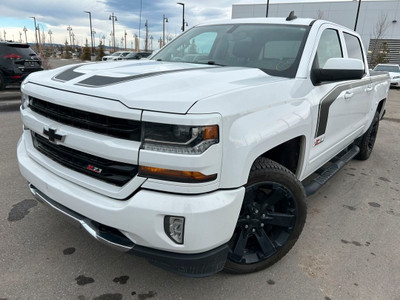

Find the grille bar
[[30, 98, 141, 141], [33, 133, 137, 186]]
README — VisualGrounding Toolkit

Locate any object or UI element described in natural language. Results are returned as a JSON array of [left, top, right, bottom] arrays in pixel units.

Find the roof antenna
[[286, 11, 297, 21]]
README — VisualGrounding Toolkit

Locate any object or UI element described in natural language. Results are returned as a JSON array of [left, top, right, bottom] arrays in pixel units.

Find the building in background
[[232, 0, 400, 66]]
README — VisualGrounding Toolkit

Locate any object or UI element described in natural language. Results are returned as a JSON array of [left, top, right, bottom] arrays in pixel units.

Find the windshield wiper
[[206, 61, 225, 66]]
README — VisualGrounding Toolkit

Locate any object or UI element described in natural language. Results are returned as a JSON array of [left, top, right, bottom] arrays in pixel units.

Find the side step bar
[[303, 145, 360, 196]]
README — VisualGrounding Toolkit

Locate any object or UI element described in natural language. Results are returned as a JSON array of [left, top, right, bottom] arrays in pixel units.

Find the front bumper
[[17, 135, 244, 276], [390, 78, 400, 86], [29, 184, 229, 277]]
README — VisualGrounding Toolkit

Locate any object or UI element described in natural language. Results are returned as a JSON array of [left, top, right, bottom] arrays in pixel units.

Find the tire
[[0, 72, 5, 91], [224, 157, 307, 274], [355, 112, 379, 160]]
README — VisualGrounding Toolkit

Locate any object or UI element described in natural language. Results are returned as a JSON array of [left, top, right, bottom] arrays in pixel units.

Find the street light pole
[[354, 0, 362, 31], [163, 14, 168, 46], [23, 26, 28, 44], [48, 30, 53, 55], [84, 11, 94, 57], [30, 17, 39, 52], [36, 25, 43, 57], [177, 2, 185, 32], [67, 25, 73, 51], [109, 12, 117, 52]]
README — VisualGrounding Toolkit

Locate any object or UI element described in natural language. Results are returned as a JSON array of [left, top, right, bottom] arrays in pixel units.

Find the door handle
[[344, 91, 354, 99], [365, 86, 373, 93]]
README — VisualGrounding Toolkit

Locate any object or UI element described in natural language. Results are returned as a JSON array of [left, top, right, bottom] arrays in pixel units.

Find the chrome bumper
[[29, 183, 134, 252]]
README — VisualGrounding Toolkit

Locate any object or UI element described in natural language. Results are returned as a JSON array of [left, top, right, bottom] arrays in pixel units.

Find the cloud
[[0, 0, 259, 49]]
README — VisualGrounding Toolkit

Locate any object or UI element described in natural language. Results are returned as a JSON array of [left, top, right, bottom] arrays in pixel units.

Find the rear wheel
[[224, 158, 307, 274], [355, 112, 379, 160]]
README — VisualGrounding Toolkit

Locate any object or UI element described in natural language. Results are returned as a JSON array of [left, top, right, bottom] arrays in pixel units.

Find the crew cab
[[17, 15, 389, 277]]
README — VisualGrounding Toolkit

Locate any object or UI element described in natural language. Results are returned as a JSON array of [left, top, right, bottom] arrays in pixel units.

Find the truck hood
[[26, 60, 288, 114]]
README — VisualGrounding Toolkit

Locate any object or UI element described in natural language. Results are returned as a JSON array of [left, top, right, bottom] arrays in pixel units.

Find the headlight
[[393, 76, 400, 79], [142, 122, 219, 154], [21, 93, 29, 110]]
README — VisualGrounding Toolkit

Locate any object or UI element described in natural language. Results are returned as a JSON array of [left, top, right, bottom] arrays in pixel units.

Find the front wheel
[[224, 158, 307, 274]]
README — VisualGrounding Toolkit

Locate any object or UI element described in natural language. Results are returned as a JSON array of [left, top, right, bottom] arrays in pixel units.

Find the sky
[[0, 0, 388, 50]]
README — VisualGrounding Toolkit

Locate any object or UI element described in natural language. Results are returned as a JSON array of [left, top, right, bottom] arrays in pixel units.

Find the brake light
[[11, 75, 21, 79], [3, 53, 22, 59]]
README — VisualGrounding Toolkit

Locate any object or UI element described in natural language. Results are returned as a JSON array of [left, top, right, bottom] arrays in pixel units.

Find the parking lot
[[0, 81, 399, 299]]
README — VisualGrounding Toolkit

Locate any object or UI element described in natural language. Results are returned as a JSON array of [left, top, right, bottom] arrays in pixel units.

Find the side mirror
[[313, 58, 364, 83]]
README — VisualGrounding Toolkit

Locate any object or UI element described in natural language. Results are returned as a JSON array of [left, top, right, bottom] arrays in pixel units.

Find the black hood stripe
[[53, 66, 85, 82], [75, 66, 217, 88]]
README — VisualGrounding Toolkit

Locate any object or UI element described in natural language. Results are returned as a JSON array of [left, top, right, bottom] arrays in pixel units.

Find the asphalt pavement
[[0, 83, 399, 299]]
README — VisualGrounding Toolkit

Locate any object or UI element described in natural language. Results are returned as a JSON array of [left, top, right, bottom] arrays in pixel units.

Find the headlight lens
[[142, 122, 219, 154], [393, 76, 400, 79], [21, 93, 29, 110]]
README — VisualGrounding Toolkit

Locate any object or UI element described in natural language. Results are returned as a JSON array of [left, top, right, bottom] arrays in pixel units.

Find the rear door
[[306, 26, 370, 175]]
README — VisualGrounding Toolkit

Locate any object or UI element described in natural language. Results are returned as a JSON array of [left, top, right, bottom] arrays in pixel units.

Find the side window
[[315, 29, 342, 68], [343, 33, 364, 62]]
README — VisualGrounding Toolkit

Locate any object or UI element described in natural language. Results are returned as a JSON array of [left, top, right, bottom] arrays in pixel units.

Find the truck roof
[[197, 17, 316, 27]]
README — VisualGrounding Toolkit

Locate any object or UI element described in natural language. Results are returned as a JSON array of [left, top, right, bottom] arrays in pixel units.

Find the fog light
[[164, 216, 185, 244]]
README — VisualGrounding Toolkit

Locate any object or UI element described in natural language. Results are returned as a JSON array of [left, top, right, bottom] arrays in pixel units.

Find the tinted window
[[315, 29, 342, 68], [0, 43, 37, 59], [152, 24, 310, 78], [344, 33, 363, 61]]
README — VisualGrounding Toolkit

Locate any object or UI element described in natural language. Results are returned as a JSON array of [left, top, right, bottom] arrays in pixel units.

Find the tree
[[96, 41, 105, 61], [63, 40, 71, 59], [81, 39, 91, 61], [316, 10, 324, 20], [374, 41, 390, 65], [369, 13, 389, 67], [188, 39, 197, 54]]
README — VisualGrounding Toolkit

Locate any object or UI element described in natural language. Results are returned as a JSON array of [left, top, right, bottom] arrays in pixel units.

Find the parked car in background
[[119, 52, 152, 60], [102, 51, 131, 61], [0, 42, 43, 90], [373, 64, 400, 87]]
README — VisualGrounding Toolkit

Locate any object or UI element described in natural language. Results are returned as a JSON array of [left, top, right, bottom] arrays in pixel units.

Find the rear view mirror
[[313, 58, 364, 83]]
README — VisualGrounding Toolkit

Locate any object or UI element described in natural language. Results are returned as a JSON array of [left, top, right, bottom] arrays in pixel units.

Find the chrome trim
[[29, 183, 134, 252]]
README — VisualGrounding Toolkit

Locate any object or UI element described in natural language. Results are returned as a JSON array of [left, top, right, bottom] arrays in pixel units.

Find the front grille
[[30, 98, 141, 141], [33, 133, 137, 186]]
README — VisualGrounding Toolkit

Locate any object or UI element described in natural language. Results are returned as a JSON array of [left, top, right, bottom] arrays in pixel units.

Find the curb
[[0, 95, 21, 101], [0, 102, 20, 112]]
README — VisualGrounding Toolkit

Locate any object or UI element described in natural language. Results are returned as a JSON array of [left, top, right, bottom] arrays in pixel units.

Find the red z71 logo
[[86, 165, 103, 174]]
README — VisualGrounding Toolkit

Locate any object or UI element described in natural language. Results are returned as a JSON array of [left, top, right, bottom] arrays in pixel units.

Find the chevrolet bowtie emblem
[[43, 128, 65, 143]]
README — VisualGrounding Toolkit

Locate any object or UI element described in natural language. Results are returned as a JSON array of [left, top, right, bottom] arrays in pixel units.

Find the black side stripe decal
[[315, 74, 389, 138], [52, 66, 85, 82], [75, 66, 217, 87]]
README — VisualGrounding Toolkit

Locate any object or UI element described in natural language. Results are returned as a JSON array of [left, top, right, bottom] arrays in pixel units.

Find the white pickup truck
[[17, 15, 389, 277]]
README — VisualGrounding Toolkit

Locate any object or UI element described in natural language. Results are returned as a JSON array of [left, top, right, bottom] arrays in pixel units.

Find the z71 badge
[[86, 165, 103, 174]]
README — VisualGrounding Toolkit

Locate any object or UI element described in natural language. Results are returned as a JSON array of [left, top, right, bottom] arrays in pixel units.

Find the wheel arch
[[376, 98, 386, 119]]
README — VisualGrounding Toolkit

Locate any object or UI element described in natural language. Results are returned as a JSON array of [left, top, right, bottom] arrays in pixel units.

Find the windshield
[[111, 52, 122, 56], [374, 65, 400, 73], [152, 24, 310, 78]]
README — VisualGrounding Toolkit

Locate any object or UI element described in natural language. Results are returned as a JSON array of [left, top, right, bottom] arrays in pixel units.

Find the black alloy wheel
[[355, 112, 380, 160], [225, 158, 306, 274]]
